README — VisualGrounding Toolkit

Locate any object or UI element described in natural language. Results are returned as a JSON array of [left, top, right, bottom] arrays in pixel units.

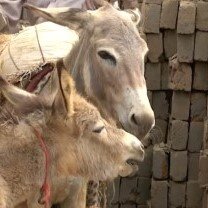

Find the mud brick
[[152, 92, 169, 120], [177, 34, 194, 63], [171, 91, 190, 121], [151, 180, 168, 208], [147, 91, 153, 106], [109, 204, 119, 208], [136, 177, 151, 205], [145, 63, 161, 90], [139, 30, 147, 43], [120, 204, 136, 208], [196, 1, 208, 31], [169, 181, 186, 208], [119, 177, 138, 203], [193, 62, 208, 90], [152, 145, 169, 179], [177, 1, 196, 34], [138, 3, 143, 10], [202, 190, 208, 208], [203, 119, 208, 149], [160, 0, 178, 29], [169, 120, 188, 150], [137, 206, 148, 208], [145, 0, 162, 5], [164, 30, 177, 58], [170, 151, 187, 182], [160, 62, 188, 90], [161, 62, 170, 90], [146, 33, 163, 63], [199, 152, 208, 186], [188, 153, 200, 180], [186, 181, 203, 208], [107, 178, 120, 204], [194, 31, 208, 62], [188, 122, 204, 152], [168, 63, 192, 91], [137, 145, 153, 177], [207, 97, 208, 117], [143, 4, 161, 34], [153, 119, 167, 144], [191, 93, 207, 122]]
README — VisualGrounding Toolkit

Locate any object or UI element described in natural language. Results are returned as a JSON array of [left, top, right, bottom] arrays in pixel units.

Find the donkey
[[0, 68, 144, 208], [22, 1, 155, 140], [0, 2, 154, 207]]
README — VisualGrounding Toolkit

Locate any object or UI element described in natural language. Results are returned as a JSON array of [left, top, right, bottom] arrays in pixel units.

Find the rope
[[32, 126, 51, 208], [8, 33, 21, 71], [35, 25, 46, 63], [7, 25, 45, 72]]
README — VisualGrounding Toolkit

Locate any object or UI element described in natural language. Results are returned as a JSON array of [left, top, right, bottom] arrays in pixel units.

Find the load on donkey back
[[0, 0, 155, 207]]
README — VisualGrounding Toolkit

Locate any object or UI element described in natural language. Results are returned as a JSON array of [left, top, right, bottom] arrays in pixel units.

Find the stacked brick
[[146, 0, 206, 207], [108, 0, 208, 207]]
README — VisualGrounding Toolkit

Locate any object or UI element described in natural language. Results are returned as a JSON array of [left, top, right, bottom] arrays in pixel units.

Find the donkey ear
[[125, 8, 141, 25], [60, 69, 75, 116], [24, 4, 91, 30], [0, 76, 41, 113], [50, 67, 74, 117]]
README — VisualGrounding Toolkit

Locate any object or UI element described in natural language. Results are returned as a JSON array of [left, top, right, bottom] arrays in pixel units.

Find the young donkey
[[0, 68, 144, 208]]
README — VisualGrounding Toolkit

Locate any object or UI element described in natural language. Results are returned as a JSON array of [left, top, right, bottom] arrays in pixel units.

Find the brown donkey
[[0, 68, 144, 208], [0, 2, 154, 207]]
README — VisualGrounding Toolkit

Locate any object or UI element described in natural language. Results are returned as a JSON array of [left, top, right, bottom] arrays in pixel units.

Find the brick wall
[[107, 0, 208, 207]]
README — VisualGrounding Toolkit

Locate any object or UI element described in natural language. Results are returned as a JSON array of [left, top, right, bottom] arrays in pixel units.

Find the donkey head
[[0, 68, 144, 180], [24, 2, 155, 141]]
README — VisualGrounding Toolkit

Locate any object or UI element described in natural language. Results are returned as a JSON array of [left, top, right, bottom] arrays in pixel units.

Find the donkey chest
[[0, 142, 45, 192]]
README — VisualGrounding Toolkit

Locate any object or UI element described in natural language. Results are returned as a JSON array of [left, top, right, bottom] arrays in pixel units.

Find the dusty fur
[[0, 69, 144, 208]]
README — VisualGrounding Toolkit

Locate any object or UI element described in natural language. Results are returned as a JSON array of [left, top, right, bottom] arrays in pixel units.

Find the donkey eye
[[98, 50, 117, 66], [92, 126, 105, 134]]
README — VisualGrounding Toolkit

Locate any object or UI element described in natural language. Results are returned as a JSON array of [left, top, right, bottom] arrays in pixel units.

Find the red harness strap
[[26, 63, 54, 93], [32, 127, 51, 208]]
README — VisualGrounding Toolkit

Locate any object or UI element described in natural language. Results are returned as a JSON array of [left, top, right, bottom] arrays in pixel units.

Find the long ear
[[46, 66, 74, 117], [0, 76, 42, 113], [59, 69, 74, 116], [24, 4, 91, 30]]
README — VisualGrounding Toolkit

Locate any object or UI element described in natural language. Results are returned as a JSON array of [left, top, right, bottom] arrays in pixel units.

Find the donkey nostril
[[131, 113, 139, 126]]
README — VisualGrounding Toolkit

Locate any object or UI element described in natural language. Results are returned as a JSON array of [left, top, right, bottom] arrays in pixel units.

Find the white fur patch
[[114, 86, 155, 137]]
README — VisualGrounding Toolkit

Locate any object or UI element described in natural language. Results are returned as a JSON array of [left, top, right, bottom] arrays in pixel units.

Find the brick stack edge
[[107, 0, 208, 207]]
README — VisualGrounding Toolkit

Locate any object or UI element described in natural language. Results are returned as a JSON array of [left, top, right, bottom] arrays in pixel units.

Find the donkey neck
[[63, 39, 116, 126], [64, 32, 89, 97], [44, 120, 81, 177]]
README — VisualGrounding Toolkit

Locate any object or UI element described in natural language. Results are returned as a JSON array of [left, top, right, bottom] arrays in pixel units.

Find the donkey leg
[[60, 178, 87, 208]]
